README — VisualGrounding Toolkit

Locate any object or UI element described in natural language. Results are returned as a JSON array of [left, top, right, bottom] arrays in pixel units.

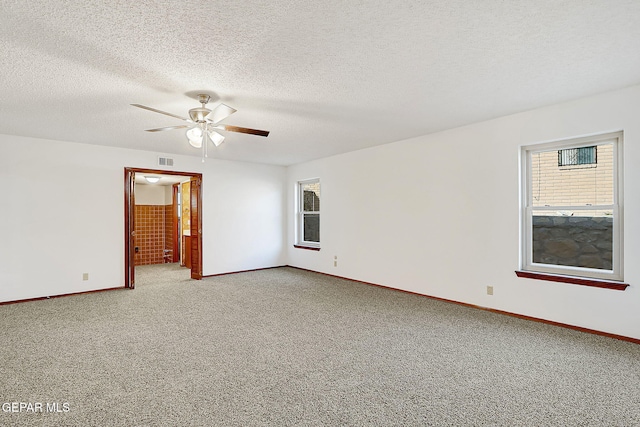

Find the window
[[297, 179, 320, 248], [521, 132, 623, 281]]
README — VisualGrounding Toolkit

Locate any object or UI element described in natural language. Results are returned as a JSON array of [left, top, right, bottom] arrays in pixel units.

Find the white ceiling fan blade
[[131, 104, 193, 122], [208, 103, 237, 124], [146, 125, 190, 132]]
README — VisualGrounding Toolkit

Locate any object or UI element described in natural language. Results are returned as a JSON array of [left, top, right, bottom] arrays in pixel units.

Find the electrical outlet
[[83, 273, 89, 281], [486, 285, 493, 295], [334, 255, 338, 267]]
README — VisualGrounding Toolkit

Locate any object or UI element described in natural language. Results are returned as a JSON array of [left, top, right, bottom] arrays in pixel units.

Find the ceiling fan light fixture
[[145, 176, 161, 184], [208, 130, 225, 147], [186, 127, 203, 148]]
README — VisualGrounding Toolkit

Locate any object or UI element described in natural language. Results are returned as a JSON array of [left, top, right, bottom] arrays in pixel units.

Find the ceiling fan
[[131, 94, 269, 160]]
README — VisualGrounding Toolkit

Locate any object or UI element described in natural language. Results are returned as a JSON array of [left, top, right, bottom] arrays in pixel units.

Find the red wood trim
[[124, 168, 135, 288], [190, 176, 203, 280], [124, 168, 203, 286], [294, 245, 321, 251], [288, 266, 640, 345], [124, 167, 199, 177], [202, 265, 287, 278], [0, 287, 128, 306], [515, 270, 629, 290], [172, 184, 179, 263]]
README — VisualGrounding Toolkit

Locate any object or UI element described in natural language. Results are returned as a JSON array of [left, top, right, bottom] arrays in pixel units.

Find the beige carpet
[[1, 264, 639, 426]]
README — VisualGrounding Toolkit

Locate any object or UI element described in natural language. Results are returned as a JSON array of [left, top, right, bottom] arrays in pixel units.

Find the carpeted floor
[[1, 264, 639, 426]]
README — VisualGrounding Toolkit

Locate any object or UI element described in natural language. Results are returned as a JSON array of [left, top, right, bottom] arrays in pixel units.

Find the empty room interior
[[1, 1, 640, 425]]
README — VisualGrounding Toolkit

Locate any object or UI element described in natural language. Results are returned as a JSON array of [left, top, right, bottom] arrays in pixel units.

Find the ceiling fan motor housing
[[189, 107, 211, 122], [189, 94, 213, 122]]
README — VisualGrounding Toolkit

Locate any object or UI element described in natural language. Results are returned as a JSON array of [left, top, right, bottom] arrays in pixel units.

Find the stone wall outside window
[[532, 215, 613, 270]]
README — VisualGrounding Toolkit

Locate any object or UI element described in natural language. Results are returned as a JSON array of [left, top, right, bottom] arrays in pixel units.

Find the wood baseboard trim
[[202, 265, 287, 278], [0, 286, 128, 306], [287, 266, 640, 345]]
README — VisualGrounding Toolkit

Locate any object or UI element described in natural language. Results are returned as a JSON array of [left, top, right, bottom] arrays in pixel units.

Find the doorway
[[124, 168, 203, 289]]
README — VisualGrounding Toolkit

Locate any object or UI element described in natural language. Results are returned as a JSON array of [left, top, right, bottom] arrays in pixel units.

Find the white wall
[[135, 184, 170, 205], [0, 136, 287, 302], [287, 84, 640, 340]]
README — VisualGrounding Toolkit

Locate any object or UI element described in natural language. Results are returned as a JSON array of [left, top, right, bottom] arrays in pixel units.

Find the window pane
[[303, 214, 320, 242], [532, 210, 613, 270], [302, 182, 320, 212], [531, 143, 613, 207]]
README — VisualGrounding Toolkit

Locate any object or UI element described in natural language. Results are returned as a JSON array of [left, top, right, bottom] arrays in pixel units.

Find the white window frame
[[297, 178, 320, 248], [520, 131, 623, 281]]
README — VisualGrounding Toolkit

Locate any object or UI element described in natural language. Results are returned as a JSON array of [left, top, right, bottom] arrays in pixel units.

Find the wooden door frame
[[172, 184, 180, 263], [189, 176, 203, 280], [124, 167, 203, 288]]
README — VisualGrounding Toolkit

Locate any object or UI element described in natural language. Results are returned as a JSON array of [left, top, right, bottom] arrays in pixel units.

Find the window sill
[[515, 271, 628, 291], [294, 245, 320, 251]]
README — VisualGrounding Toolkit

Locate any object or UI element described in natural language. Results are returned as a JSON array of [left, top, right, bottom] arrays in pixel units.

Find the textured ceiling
[[1, 0, 640, 166]]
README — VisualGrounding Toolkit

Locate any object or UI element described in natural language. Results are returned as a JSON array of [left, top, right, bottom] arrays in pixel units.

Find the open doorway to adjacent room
[[124, 168, 203, 289]]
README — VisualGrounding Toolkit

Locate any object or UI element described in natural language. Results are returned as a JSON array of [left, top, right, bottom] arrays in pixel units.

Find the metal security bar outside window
[[558, 146, 597, 166]]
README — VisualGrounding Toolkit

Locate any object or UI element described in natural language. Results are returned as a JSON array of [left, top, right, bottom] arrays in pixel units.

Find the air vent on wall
[[157, 156, 174, 167]]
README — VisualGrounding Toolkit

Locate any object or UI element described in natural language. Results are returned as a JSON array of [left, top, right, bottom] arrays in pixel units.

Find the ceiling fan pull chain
[[204, 124, 209, 159], [201, 124, 206, 162]]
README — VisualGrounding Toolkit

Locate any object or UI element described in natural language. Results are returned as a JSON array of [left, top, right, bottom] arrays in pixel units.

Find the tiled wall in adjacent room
[[134, 204, 174, 266], [164, 204, 174, 259]]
